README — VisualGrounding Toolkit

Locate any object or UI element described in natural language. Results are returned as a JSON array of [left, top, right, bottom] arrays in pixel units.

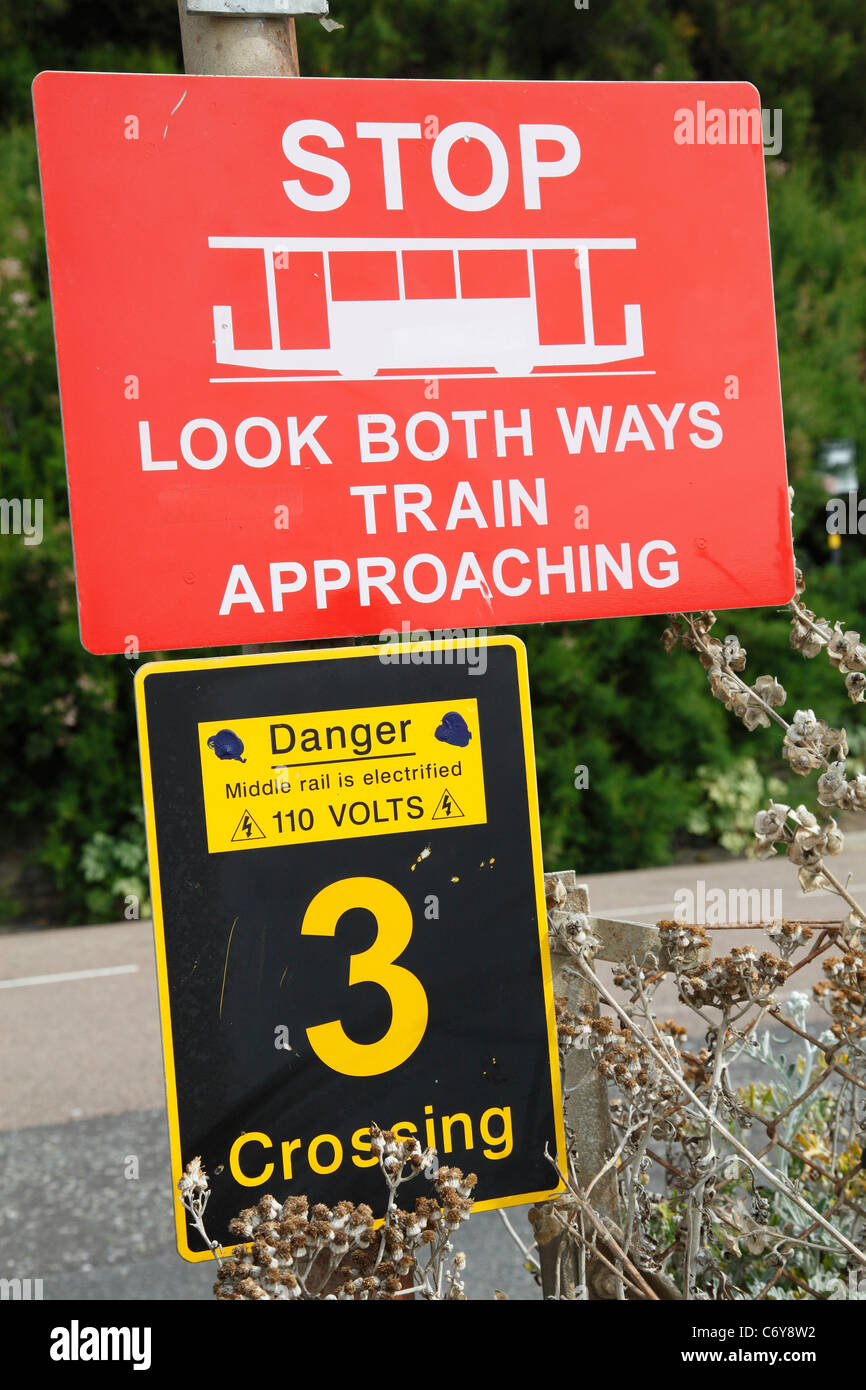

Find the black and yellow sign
[[135, 638, 565, 1261]]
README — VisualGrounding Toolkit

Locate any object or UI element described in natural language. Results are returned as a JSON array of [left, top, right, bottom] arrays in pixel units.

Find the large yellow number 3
[[302, 876, 429, 1076]]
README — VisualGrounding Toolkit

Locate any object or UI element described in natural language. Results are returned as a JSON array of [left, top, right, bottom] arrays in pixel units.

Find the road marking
[[0, 964, 139, 990]]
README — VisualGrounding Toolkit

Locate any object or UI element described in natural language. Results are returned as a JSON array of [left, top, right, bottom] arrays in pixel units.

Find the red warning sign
[[33, 74, 793, 652]]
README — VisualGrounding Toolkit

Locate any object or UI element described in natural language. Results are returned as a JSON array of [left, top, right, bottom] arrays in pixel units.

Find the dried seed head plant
[[537, 499, 866, 1300], [177, 1124, 475, 1300]]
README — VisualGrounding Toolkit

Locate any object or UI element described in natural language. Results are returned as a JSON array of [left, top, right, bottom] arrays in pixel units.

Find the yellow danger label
[[198, 698, 486, 854]]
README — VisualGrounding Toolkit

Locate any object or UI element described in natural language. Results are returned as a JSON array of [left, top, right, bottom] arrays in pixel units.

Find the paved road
[[2, 841, 862, 1300], [0, 1109, 539, 1301]]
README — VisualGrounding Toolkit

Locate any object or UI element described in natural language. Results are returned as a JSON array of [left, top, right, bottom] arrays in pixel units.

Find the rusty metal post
[[177, 1, 300, 77]]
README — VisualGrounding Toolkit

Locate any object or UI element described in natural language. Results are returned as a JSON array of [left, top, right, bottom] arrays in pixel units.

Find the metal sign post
[[176, 0, 305, 78]]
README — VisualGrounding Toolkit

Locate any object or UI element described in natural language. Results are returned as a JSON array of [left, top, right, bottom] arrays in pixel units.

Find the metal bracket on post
[[185, 1, 328, 14]]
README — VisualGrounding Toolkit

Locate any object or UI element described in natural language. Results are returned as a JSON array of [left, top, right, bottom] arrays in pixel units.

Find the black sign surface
[[135, 638, 565, 1261]]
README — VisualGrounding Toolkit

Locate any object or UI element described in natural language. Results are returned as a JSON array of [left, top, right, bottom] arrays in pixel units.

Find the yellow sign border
[[135, 637, 567, 1262]]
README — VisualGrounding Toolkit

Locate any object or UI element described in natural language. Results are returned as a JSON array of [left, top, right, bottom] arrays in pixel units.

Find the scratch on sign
[[219, 915, 239, 1019], [163, 90, 188, 139]]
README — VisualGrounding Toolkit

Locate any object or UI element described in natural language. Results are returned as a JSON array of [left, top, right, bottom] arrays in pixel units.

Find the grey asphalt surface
[[2, 840, 863, 1302], [0, 1109, 539, 1301]]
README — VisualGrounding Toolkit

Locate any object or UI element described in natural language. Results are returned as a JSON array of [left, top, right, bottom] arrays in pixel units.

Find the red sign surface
[[33, 73, 793, 653]]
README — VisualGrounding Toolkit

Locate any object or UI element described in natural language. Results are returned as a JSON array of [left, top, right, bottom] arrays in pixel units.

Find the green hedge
[[2, 2, 866, 921]]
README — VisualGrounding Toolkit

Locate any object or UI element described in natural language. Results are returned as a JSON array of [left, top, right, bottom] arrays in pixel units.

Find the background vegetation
[[1, 0, 865, 923]]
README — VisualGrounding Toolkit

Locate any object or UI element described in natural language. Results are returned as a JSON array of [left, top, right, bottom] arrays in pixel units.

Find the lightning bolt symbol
[[242, 813, 253, 838], [442, 792, 452, 817]]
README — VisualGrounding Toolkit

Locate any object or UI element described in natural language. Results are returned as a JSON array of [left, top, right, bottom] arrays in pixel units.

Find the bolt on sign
[[33, 73, 793, 654], [134, 637, 566, 1259]]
